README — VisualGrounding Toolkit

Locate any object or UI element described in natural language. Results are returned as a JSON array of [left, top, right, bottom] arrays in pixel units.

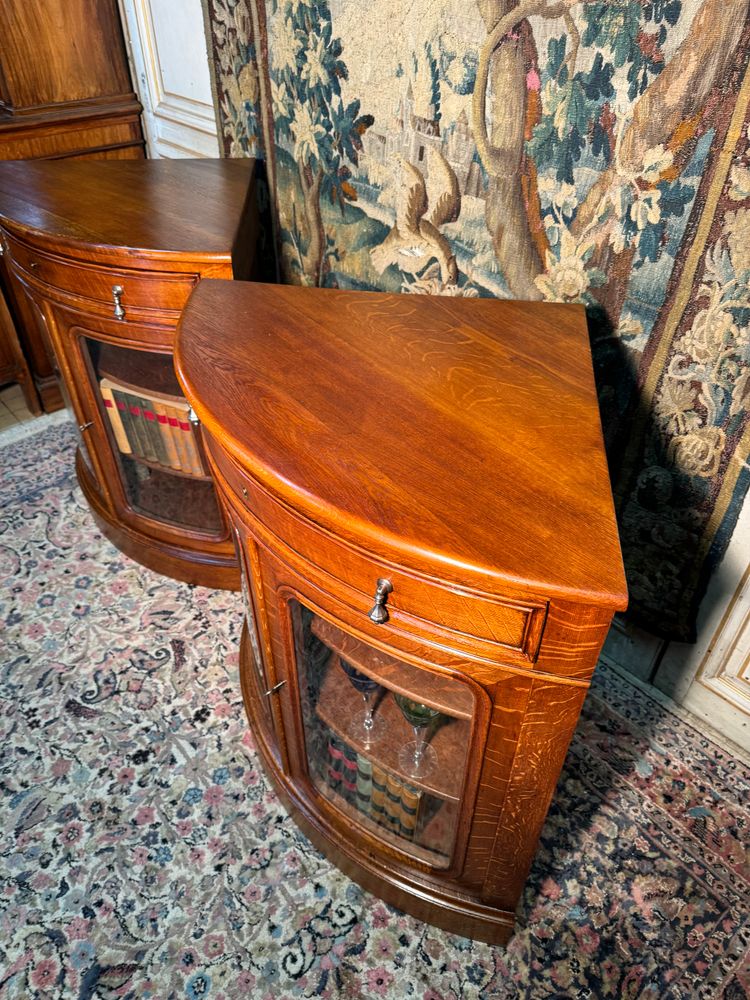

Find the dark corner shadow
[[511, 304, 738, 934], [584, 304, 732, 670], [233, 158, 278, 286]]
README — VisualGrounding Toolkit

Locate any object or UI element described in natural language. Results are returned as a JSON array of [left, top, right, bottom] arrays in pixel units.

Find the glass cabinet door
[[289, 599, 476, 869], [82, 336, 223, 534]]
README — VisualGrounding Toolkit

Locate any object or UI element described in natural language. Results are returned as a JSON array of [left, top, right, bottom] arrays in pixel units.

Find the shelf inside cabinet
[[316, 653, 465, 801], [96, 341, 183, 400], [317, 779, 458, 865], [311, 616, 473, 720], [126, 453, 212, 482], [120, 456, 222, 533]]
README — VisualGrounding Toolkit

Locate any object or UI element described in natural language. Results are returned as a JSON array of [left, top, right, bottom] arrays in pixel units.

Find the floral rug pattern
[[1, 421, 749, 999]]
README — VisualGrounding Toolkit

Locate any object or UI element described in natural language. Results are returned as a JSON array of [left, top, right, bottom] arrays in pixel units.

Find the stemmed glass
[[394, 694, 441, 778], [339, 657, 383, 747]]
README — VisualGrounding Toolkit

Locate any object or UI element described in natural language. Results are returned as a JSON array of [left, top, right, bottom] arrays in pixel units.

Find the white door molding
[[651, 492, 750, 752], [118, 0, 220, 158]]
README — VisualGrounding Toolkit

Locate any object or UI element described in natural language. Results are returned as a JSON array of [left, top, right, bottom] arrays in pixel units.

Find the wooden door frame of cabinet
[[35, 294, 239, 588], [218, 458, 601, 945]]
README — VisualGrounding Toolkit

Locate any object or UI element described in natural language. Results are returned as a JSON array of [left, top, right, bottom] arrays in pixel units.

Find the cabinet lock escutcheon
[[112, 284, 125, 321], [263, 680, 286, 698], [367, 578, 393, 624]]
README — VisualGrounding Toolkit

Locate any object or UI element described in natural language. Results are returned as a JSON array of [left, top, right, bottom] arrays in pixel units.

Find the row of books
[[326, 734, 422, 841], [99, 377, 206, 477]]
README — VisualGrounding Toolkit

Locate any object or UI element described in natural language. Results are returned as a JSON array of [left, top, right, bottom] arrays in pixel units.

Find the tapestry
[[204, 0, 750, 640]]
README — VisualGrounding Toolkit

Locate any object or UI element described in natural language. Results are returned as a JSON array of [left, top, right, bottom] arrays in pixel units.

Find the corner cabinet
[[0, 159, 258, 588], [175, 280, 628, 944]]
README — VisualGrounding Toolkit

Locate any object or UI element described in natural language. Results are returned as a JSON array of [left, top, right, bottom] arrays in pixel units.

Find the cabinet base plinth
[[77, 448, 240, 591], [239, 628, 515, 946]]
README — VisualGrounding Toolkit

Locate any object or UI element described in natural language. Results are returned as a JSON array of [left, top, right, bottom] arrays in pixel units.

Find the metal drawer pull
[[112, 284, 125, 321], [79, 421, 93, 432], [263, 680, 286, 697], [368, 578, 393, 624]]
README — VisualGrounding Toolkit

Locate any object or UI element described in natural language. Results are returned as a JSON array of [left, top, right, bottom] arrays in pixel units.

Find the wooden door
[[117, 0, 220, 158], [652, 497, 750, 752]]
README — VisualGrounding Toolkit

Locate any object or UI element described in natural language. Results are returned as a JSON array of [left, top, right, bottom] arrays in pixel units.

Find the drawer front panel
[[208, 440, 547, 664], [3, 233, 197, 314]]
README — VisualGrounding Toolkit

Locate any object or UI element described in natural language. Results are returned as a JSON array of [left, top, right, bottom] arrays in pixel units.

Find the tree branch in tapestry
[[474, 0, 748, 327], [270, 0, 374, 286]]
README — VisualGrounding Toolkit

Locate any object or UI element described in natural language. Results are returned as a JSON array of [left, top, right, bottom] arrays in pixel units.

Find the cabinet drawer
[[208, 440, 547, 664], [3, 233, 196, 315]]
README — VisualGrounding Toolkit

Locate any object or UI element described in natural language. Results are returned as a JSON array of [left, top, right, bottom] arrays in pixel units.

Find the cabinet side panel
[[535, 600, 615, 680], [3, 0, 134, 109], [483, 678, 588, 907], [462, 671, 532, 890]]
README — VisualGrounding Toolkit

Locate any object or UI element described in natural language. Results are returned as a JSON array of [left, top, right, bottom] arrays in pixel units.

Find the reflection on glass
[[339, 657, 383, 747], [290, 599, 473, 868], [83, 336, 222, 533], [394, 694, 441, 778]]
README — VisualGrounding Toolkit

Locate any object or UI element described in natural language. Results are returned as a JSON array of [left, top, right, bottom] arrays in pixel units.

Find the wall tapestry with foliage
[[204, 0, 750, 642]]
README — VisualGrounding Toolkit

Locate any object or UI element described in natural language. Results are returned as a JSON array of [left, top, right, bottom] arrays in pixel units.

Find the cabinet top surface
[[176, 281, 627, 607], [0, 159, 254, 258]]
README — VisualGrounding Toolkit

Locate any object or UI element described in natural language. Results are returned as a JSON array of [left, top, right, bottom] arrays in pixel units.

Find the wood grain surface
[[0, 160, 258, 588], [177, 280, 627, 609]]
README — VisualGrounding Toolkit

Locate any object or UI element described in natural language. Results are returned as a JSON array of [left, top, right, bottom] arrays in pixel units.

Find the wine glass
[[394, 693, 441, 778], [339, 657, 383, 747]]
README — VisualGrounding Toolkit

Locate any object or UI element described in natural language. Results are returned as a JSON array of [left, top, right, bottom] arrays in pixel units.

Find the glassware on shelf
[[394, 694, 442, 778], [339, 656, 384, 748]]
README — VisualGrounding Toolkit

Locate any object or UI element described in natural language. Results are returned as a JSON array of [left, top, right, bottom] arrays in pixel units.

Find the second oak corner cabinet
[[0, 159, 258, 589], [175, 280, 628, 944]]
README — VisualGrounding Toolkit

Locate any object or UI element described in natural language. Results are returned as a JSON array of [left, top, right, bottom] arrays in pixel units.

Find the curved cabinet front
[[174, 279, 627, 945], [216, 444, 594, 945]]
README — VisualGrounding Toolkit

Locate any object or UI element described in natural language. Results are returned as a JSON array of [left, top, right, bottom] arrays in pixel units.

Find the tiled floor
[[0, 383, 35, 431]]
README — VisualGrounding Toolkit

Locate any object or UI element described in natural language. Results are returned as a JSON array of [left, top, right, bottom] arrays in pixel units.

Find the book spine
[[164, 404, 189, 473], [116, 389, 149, 461], [370, 763, 388, 826], [327, 734, 345, 793], [384, 773, 404, 833], [153, 400, 181, 472], [355, 755, 372, 817], [140, 396, 169, 467], [176, 411, 204, 477], [342, 743, 359, 804], [399, 782, 422, 841], [99, 380, 131, 455]]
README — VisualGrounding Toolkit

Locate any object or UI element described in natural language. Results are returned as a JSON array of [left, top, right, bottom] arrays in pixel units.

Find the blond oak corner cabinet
[[175, 280, 628, 944], [0, 159, 259, 589]]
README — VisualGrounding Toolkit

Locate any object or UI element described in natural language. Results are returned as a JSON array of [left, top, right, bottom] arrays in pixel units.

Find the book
[[112, 388, 148, 460], [164, 403, 190, 473], [327, 734, 345, 792], [371, 763, 388, 825], [384, 773, 403, 833], [355, 755, 372, 817], [128, 393, 157, 463], [399, 782, 422, 841], [153, 400, 181, 472], [139, 396, 170, 467], [99, 378, 131, 455], [341, 742, 359, 804], [176, 410, 205, 477]]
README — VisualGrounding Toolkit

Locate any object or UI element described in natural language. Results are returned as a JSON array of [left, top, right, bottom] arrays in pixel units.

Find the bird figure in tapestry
[[370, 147, 461, 288]]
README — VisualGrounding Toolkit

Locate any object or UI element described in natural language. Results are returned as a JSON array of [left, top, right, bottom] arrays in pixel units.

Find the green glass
[[394, 694, 441, 778]]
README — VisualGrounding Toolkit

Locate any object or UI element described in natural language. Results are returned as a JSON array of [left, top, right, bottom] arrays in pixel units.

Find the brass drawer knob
[[368, 578, 393, 624], [112, 284, 125, 321]]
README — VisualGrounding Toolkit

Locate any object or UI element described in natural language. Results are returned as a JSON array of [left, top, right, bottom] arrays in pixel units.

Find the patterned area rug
[[1, 421, 749, 1000]]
